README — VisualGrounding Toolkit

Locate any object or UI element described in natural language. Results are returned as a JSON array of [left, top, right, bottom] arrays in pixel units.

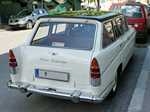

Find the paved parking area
[[0, 48, 147, 112], [0, 29, 32, 54], [0, 29, 148, 112]]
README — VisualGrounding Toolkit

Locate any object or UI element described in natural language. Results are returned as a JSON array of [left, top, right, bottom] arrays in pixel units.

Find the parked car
[[121, 2, 150, 43], [7, 12, 136, 103], [147, 5, 150, 12], [8, 8, 48, 29]]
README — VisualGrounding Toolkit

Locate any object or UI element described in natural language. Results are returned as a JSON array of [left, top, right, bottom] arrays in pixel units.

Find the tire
[[136, 31, 148, 44], [147, 27, 150, 34], [109, 73, 118, 97], [141, 33, 148, 44], [143, 30, 148, 43], [26, 21, 33, 29], [109, 67, 122, 98]]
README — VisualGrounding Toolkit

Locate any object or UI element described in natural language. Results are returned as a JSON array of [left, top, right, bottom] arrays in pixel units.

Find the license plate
[[35, 69, 69, 82], [129, 25, 133, 28]]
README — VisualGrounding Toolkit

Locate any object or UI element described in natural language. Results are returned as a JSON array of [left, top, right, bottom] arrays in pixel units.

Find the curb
[[127, 47, 150, 112]]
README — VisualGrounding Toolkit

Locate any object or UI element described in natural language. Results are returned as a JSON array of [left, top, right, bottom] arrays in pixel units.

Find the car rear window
[[121, 5, 143, 18], [31, 22, 96, 50]]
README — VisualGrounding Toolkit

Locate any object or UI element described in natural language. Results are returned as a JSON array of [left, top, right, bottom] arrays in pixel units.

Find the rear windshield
[[31, 22, 96, 50], [121, 5, 143, 18]]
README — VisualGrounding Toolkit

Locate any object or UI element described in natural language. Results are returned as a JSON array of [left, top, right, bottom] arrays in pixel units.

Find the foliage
[[50, 10, 109, 16]]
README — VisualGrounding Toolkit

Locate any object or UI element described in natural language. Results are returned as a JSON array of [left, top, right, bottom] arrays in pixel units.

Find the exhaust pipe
[[19, 88, 33, 98], [20, 87, 27, 93]]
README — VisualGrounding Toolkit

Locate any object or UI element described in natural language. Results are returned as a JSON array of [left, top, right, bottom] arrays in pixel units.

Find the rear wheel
[[109, 73, 118, 97], [136, 30, 148, 44], [141, 32, 148, 44], [109, 66, 122, 98], [26, 21, 33, 29], [143, 30, 148, 43]]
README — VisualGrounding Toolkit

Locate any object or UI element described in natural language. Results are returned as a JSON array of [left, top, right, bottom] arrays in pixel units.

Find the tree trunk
[[97, 0, 100, 11]]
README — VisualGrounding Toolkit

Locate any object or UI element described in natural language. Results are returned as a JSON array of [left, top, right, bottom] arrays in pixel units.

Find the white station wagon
[[8, 12, 136, 103]]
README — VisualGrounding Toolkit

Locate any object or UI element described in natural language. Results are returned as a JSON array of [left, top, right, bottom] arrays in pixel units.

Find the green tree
[[87, 0, 100, 10]]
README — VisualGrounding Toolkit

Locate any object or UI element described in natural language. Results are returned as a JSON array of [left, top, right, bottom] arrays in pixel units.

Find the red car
[[122, 2, 150, 43]]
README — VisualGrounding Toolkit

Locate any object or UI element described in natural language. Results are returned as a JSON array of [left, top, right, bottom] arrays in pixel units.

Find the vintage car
[[8, 8, 48, 29], [7, 11, 136, 103]]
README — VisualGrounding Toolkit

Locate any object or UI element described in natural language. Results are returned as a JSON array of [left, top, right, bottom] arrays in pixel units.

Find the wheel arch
[[27, 19, 33, 23], [117, 63, 123, 77]]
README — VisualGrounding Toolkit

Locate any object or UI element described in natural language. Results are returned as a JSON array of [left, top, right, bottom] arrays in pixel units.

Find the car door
[[144, 6, 150, 29], [96, 19, 123, 91], [115, 16, 135, 69]]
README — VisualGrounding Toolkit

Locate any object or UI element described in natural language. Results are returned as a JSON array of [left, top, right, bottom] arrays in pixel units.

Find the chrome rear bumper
[[7, 80, 104, 103]]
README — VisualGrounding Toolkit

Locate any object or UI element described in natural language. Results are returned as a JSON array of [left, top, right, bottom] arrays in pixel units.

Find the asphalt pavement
[[0, 29, 31, 55], [127, 46, 150, 112], [0, 28, 149, 112], [0, 47, 147, 112]]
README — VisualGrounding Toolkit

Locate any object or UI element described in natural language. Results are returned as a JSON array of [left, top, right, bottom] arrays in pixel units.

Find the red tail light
[[9, 49, 17, 68], [90, 58, 101, 86]]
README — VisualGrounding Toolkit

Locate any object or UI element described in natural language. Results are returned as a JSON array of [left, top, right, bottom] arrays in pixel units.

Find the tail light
[[9, 49, 17, 74], [90, 58, 101, 87], [134, 23, 144, 28]]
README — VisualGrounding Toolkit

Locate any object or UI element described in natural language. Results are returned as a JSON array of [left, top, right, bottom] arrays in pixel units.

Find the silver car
[[9, 8, 48, 29]]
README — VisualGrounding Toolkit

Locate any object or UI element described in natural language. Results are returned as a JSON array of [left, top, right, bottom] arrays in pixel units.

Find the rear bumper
[[8, 22, 26, 28], [7, 80, 104, 103], [136, 30, 147, 37], [9, 25, 26, 28]]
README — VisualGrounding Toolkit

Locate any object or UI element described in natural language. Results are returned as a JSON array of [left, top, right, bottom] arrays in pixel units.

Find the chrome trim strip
[[7, 81, 104, 103]]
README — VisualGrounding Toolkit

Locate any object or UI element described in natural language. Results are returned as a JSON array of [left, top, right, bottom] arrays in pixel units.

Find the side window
[[39, 10, 44, 14], [122, 17, 129, 31], [144, 6, 148, 16], [103, 21, 115, 48], [115, 17, 124, 35], [115, 16, 128, 35], [113, 19, 122, 38], [33, 10, 39, 15], [31, 23, 49, 46]]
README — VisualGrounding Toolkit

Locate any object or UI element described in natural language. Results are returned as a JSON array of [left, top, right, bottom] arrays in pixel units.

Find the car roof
[[125, 2, 146, 6], [39, 12, 122, 22]]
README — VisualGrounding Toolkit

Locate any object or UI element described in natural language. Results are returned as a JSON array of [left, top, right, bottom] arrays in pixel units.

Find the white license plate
[[129, 25, 133, 28], [35, 69, 69, 82]]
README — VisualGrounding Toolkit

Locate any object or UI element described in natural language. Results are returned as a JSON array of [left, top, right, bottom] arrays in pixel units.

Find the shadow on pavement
[[0, 24, 28, 31]]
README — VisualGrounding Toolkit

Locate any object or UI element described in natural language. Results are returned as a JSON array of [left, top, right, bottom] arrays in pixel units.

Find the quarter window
[[33, 23, 49, 43]]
